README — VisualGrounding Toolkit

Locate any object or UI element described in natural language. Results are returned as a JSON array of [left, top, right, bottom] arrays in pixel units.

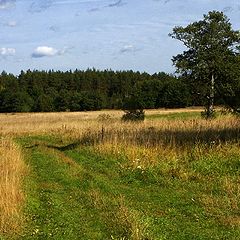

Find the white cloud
[[32, 46, 58, 58], [32, 46, 72, 58], [7, 20, 17, 27], [0, 47, 16, 56]]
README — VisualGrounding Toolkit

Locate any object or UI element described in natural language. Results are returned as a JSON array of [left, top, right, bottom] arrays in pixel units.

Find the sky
[[0, 0, 239, 75]]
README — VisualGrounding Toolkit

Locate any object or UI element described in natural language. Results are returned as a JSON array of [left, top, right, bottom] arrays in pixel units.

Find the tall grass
[[0, 108, 202, 136], [56, 115, 240, 147], [0, 139, 27, 236]]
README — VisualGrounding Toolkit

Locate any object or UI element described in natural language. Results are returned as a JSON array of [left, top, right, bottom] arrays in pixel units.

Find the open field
[[0, 108, 203, 136], [0, 108, 239, 239]]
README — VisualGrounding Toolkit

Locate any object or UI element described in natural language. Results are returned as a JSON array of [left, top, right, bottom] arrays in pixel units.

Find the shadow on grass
[[24, 125, 239, 151], [134, 127, 240, 146], [42, 126, 240, 151], [50, 133, 99, 150]]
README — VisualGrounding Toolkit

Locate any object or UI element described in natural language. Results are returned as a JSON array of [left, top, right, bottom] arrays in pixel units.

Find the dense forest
[[0, 68, 237, 113]]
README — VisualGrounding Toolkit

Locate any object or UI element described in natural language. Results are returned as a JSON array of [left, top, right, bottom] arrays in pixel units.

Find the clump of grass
[[0, 138, 27, 236], [113, 196, 148, 240], [88, 191, 148, 240]]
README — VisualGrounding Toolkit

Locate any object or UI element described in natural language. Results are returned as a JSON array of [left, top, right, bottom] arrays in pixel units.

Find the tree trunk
[[207, 73, 215, 118]]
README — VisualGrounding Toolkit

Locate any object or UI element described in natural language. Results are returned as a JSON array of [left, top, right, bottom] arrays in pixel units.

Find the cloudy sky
[[0, 0, 239, 75]]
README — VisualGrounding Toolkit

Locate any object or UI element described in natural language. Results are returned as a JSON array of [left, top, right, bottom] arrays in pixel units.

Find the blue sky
[[0, 0, 239, 75]]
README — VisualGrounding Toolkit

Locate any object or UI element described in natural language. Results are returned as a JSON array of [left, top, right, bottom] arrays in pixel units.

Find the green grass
[[146, 111, 202, 120], [13, 136, 240, 239]]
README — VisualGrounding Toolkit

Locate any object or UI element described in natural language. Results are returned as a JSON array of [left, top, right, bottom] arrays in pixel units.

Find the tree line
[[0, 66, 238, 113], [0, 69, 193, 112]]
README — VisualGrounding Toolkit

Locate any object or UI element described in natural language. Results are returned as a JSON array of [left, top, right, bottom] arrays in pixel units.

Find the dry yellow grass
[[0, 108, 238, 154], [0, 107, 237, 141], [0, 108, 203, 136], [0, 138, 27, 235]]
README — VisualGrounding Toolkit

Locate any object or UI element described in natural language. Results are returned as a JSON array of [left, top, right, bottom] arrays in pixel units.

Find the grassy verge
[[17, 133, 240, 239]]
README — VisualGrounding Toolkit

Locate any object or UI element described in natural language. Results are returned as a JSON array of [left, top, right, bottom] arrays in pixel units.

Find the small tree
[[170, 11, 240, 118], [121, 94, 145, 121]]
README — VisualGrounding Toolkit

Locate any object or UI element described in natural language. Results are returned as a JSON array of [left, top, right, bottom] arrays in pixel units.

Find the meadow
[[0, 108, 239, 239]]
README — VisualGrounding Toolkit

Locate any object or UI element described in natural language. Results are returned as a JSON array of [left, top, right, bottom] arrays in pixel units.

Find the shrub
[[121, 109, 145, 122]]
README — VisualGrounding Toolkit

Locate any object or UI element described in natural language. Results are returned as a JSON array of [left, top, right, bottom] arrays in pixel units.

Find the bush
[[121, 109, 145, 122]]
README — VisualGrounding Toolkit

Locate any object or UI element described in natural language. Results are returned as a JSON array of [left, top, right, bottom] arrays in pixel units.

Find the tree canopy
[[170, 11, 240, 116], [0, 69, 191, 113]]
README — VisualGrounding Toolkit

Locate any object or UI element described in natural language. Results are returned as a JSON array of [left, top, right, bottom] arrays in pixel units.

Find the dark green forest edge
[[0, 66, 238, 113], [0, 11, 240, 114], [0, 70, 193, 112]]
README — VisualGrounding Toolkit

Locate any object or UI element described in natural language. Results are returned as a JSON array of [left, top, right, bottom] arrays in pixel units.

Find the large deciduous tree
[[170, 11, 240, 117]]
